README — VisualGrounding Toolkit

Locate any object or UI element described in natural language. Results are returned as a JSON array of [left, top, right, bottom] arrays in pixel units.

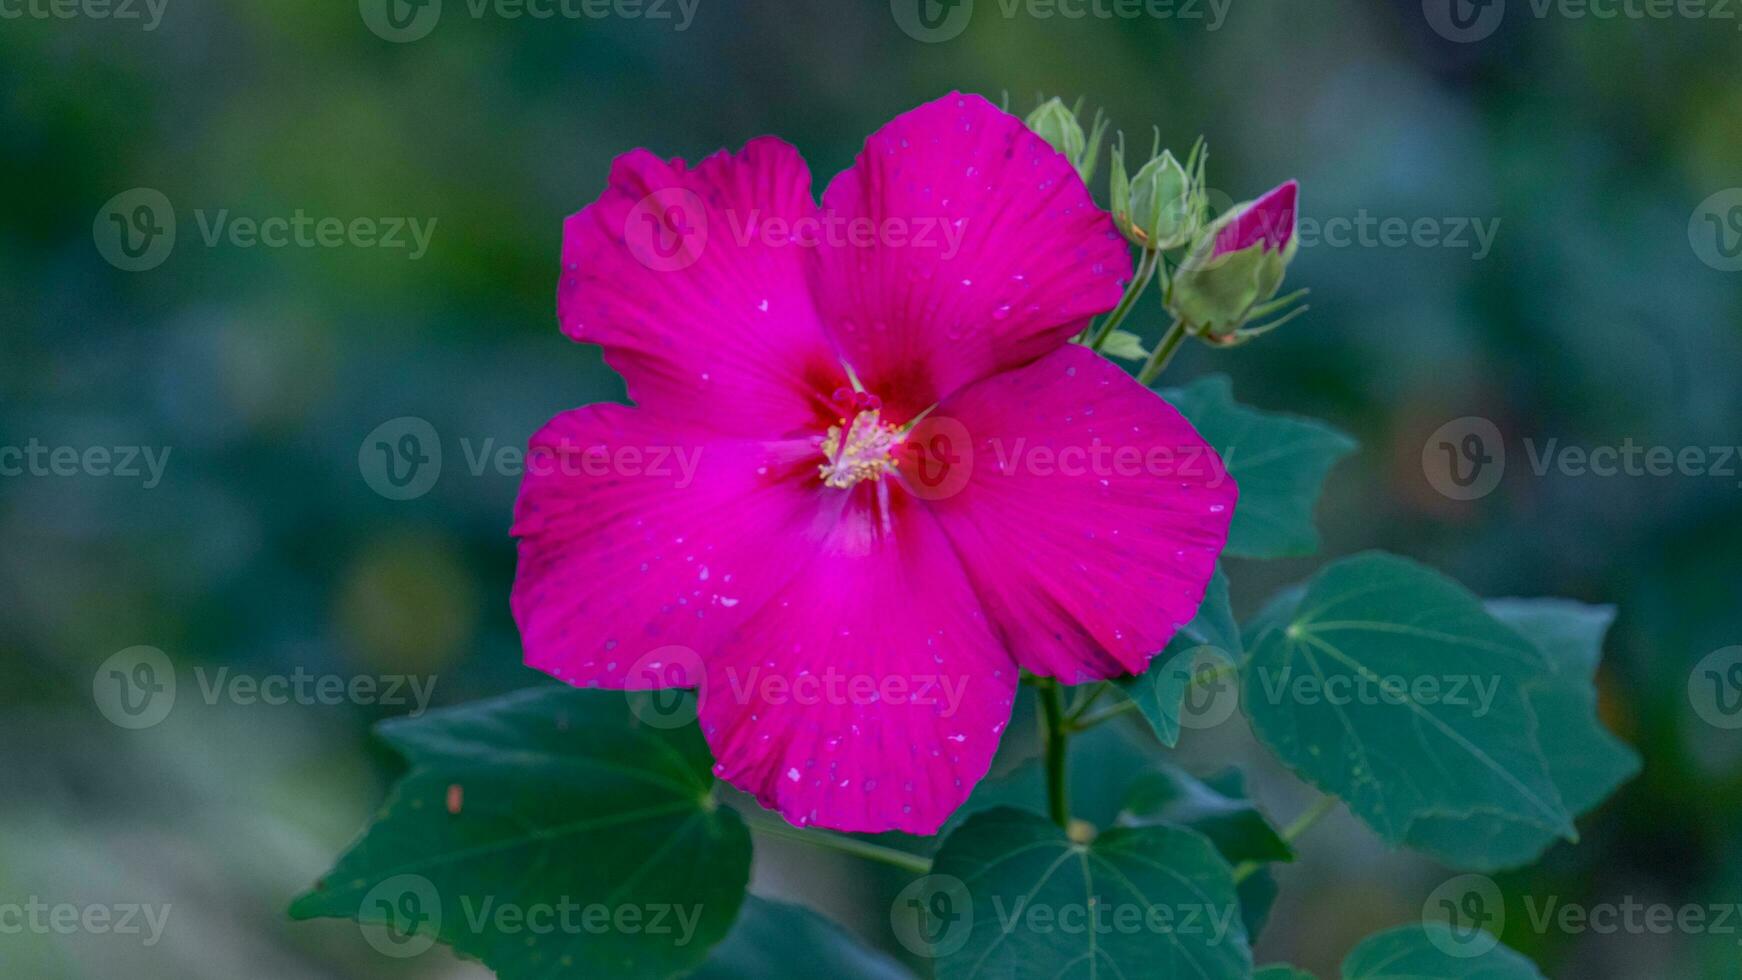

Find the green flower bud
[[1110, 136, 1205, 250], [1024, 97, 1107, 184]]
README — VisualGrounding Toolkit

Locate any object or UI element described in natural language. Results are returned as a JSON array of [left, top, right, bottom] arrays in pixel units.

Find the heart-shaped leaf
[[925, 807, 1250, 979], [1241, 552, 1575, 845], [1119, 763, 1290, 939], [289, 686, 751, 979], [1403, 599, 1639, 870], [1341, 923, 1544, 979], [693, 896, 913, 980]]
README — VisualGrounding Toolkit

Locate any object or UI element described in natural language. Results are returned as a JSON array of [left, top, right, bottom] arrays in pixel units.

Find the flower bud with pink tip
[[1169, 180, 1308, 345]]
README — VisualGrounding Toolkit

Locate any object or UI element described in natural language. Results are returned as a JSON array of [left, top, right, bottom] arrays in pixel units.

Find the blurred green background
[[3, 0, 1740, 976]]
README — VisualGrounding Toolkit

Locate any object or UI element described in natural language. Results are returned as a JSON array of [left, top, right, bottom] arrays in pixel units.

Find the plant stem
[[1135, 317, 1189, 386], [1089, 246, 1162, 350], [747, 818, 933, 875], [1231, 795, 1338, 884], [1037, 679, 1071, 828]]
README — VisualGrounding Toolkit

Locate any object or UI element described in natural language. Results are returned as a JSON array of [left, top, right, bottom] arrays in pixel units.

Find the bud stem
[[1135, 317, 1188, 386], [1088, 245, 1162, 351]]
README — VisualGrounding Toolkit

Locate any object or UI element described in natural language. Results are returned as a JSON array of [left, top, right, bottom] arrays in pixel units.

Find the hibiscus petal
[[701, 496, 1017, 834], [559, 138, 847, 437], [814, 92, 1132, 417], [922, 345, 1237, 681], [511, 404, 822, 687]]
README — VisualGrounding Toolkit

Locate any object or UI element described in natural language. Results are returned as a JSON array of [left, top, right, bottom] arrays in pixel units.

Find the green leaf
[[1255, 967, 1318, 980], [1241, 552, 1576, 845], [1403, 599, 1639, 870], [1099, 329, 1151, 361], [1341, 923, 1544, 979], [1115, 565, 1240, 745], [1242, 583, 1307, 659], [693, 896, 913, 980], [928, 807, 1250, 979], [289, 687, 751, 979], [1165, 375, 1357, 559], [1119, 764, 1290, 939], [1120, 765, 1290, 863]]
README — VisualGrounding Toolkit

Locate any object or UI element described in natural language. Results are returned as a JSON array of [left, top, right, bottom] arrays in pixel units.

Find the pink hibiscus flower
[[512, 93, 1236, 834]]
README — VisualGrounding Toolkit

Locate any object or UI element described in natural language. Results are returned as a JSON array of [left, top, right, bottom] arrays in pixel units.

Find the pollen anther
[[818, 409, 901, 489]]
